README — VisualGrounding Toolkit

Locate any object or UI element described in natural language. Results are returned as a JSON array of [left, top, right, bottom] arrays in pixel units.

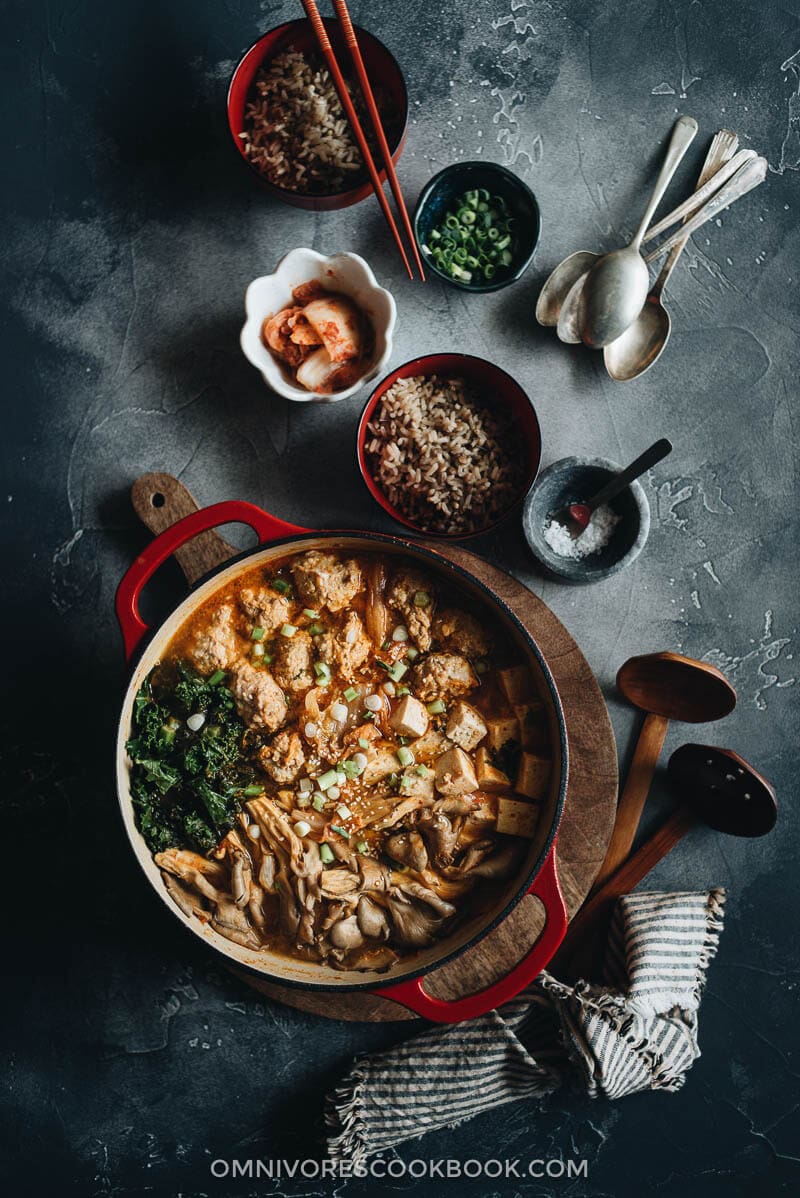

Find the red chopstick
[[332, 0, 425, 281], [300, 0, 415, 281]]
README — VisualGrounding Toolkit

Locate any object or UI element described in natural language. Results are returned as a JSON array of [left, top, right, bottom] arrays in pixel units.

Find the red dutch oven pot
[[115, 501, 568, 1022]]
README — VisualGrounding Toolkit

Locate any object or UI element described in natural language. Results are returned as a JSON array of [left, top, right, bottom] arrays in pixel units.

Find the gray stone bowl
[[522, 456, 650, 584]]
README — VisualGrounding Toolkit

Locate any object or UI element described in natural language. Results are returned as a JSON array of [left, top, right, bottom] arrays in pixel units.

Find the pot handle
[[115, 500, 308, 662], [372, 842, 567, 1023]]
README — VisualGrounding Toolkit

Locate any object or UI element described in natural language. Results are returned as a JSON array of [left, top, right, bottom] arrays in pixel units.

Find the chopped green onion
[[331, 825, 350, 839], [314, 662, 332, 684], [413, 590, 430, 608], [251, 626, 265, 641], [208, 669, 225, 687], [319, 843, 335, 864], [415, 764, 431, 777], [427, 699, 447, 715], [272, 578, 291, 595], [312, 793, 326, 812], [280, 623, 297, 638], [358, 737, 370, 750], [388, 661, 408, 682], [296, 794, 311, 809], [397, 686, 411, 696], [317, 769, 338, 791], [303, 608, 319, 619], [336, 804, 352, 820], [397, 746, 415, 767], [356, 840, 369, 854], [342, 759, 364, 780], [406, 647, 419, 661], [244, 784, 265, 796], [308, 621, 324, 636], [475, 659, 489, 675], [343, 686, 359, 702]]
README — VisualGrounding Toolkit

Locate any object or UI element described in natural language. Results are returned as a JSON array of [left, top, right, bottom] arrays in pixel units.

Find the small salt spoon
[[554, 438, 672, 538]]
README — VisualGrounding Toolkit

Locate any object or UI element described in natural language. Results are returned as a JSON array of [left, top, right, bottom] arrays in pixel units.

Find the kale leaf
[[127, 663, 255, 855]]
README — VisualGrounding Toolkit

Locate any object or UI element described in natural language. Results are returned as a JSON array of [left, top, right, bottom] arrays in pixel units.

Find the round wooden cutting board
[[131, 474, 619, 1023]]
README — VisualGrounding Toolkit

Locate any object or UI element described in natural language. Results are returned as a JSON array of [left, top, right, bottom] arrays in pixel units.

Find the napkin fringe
[[625, 888, 726, 1018], [326, 1061, 370, 1167]]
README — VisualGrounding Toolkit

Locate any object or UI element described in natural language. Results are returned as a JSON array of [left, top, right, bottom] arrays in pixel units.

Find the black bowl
[[522, 457, 651, 584], [413, 161, 541, 293]]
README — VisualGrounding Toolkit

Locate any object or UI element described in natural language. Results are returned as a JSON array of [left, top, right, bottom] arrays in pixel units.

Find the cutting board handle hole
[[151, 492, 166, 508]]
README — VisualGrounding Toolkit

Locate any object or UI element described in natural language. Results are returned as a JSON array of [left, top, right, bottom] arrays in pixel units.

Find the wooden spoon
[[592, 652, 737, 892], [551, 744, 776, 981]]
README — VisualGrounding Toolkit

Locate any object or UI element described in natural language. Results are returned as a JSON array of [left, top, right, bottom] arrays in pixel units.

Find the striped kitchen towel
[[326, 890, 725, 1161]]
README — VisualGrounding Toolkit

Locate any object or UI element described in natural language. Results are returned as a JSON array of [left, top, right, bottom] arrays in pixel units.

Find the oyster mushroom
[[329, 915, 365, 950], [385, 830, 429, 872], [357, 895, 390, 940]]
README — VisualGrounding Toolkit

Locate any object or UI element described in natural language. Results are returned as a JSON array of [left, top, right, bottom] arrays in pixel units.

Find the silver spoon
[[576, 116, 699, 348], [558, 152, 767, 345], [604, 129, 739, 381], [538, 146, 756, 329]]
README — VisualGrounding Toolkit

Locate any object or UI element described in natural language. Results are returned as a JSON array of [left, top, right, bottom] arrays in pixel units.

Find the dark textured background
[[2, 0, 798, 1194]]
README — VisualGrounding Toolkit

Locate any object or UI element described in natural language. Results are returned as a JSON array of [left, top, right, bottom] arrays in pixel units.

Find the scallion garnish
[[343, 686, 359, 702], [272, 578, 291, 595], [423, 189, 517, 285], [319, 843, 335, 864], [251, 626, 265, 641], [208, 669, 225, 686]]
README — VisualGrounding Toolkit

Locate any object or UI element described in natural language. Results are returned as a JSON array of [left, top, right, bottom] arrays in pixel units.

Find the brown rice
[[365, 375, 525, 535], [239, 50, 387, 195]]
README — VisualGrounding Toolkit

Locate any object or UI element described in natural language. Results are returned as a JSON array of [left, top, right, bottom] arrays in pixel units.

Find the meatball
[[238, 585, 292, 633], [412, 653, 477, 701], [432, 608, 490, 659], [386, 569, 435, 650], [272, 630, 314, 694], [317, 612, 370, 677], [258, 730, 305, 784], [190, 604, 239, 674], [230, 663, 287, 732], [290, 550, 362, 612]]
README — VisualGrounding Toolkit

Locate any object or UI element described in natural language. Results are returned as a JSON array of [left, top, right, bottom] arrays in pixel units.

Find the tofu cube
[[474, 747, 511, 793], [498, 665, 534, 705], [398, 766, 435, 803], [515, 751, 551, 800], [434, 747, 479, 796], [409, 727, 453, 763], [515, 703, 548, 751], [485, 715, 520, 753], [362, 744, 404, 785], [389, 695, 429, 739], [446, 700, 488, 752], [496, 797, 540, 838]]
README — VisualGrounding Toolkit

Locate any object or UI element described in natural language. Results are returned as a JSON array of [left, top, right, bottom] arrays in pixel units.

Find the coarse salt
[[543, 504, 622, 559]]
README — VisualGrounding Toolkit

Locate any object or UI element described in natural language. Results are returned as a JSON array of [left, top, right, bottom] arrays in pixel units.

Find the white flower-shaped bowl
[[240, 248, 397, 404]]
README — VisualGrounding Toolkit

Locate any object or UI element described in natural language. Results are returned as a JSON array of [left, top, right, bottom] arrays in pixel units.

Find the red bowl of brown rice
[[357, 354, 542, 539], [227, 19, 408, 211]]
